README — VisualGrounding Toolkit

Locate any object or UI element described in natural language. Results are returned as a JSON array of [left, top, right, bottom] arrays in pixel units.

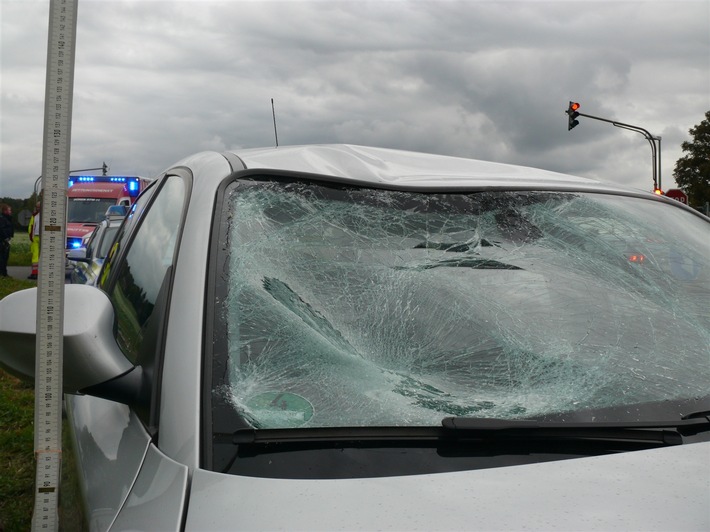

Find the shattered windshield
[[212, 179, 710, 429]]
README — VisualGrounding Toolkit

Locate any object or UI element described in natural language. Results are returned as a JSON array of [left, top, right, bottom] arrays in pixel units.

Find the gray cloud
[[1, 0, 708, 198]]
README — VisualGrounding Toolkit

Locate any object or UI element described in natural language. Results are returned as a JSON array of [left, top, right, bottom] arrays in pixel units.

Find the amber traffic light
[[567, 101, 581, 130]]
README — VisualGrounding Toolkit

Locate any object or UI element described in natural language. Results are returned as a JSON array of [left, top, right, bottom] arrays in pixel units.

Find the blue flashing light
[[127, 178, 140, 196], [67, 238, 83, 249], [67, 175, 142, 195], [68, 176, 98, 187]]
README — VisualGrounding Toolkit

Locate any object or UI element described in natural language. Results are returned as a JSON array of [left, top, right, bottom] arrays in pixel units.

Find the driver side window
[[104, 175, 187, 425]]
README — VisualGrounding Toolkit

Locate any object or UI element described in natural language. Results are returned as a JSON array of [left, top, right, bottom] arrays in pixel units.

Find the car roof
[[107, 217, 124, 227], [223, 144, 644, 195], [90, 217, 123, 230]]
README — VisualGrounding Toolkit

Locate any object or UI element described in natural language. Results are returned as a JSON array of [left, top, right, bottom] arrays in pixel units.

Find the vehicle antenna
[[271, 98, 279, 148]]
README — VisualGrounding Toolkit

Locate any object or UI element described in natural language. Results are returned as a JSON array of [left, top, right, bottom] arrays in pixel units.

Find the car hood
[[185, 441, 710, 531]]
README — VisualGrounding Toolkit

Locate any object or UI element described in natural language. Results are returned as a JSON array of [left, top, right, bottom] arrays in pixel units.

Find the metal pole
[[271, 98, 279, 148], [612, 122, 658, 189], [33, 166, 106, 196], [573, 110, 661, 191], [656, 136, 662, 190]]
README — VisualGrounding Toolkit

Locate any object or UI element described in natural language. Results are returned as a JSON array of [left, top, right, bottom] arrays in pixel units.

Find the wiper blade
[[222, 413, 710, 447], [229, 426, 443, 445], [442, 415, 710, 445], [443, 416, 710, 431], [213, 416, 710, 473]]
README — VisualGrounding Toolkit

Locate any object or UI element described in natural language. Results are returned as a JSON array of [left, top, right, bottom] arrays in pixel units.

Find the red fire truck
[[66, 175, 151, 250]]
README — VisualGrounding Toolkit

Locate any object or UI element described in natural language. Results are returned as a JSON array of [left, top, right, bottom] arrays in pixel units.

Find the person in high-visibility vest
[[28, 202, 40, 280]]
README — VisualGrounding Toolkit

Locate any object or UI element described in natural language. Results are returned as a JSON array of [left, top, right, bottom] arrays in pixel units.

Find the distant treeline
[[0, 195, 41, 229]]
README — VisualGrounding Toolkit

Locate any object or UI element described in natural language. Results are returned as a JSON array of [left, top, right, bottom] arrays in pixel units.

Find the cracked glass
[[213, 179, 710, 429]]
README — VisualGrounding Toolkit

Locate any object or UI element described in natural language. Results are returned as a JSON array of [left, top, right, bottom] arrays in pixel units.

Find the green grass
[[0, 277, 35, 299], [8, 232, 32, 267], [0, 370, 35, 532], [0, 369, 85, 532], [0, 279, 87, 531], [0, 278, 37, 531]]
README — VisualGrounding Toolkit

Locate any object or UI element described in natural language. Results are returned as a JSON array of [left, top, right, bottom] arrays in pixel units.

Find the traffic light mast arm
[[573, 110, 661, 190], [33, 164, 107, 197]]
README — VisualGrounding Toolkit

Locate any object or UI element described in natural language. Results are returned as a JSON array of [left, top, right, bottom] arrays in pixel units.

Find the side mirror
[[0, 285, 134, 395], [67, 247, 90, 263]]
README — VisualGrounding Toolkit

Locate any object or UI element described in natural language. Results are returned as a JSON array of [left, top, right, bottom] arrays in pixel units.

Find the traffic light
[[567, 101, 580, 130], [653, 187, 663, 195]]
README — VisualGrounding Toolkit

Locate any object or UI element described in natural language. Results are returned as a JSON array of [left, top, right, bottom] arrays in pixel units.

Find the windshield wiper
[[222, 414, 710, 447], [442, 415, 710, 445], [229, 426, 444, 445], [214, 415, 710, 473]]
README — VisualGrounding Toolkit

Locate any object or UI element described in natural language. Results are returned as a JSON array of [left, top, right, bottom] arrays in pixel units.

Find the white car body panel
[[64, 394, 152, 531], [186, 442, 710, 531], [234, 144, 616, 190], [110, 444, 188, 531], [158, 153, 236, 467]]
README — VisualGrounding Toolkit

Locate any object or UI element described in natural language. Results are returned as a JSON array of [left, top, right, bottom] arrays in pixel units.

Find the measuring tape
[[33, 0, 78, 530]]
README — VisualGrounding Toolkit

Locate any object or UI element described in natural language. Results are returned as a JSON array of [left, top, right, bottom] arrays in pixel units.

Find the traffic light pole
[[33, 165, 107, 197], [569, 108, 662, 191]]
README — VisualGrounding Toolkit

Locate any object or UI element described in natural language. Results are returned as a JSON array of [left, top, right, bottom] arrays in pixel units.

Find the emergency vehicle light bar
[[68, 175, 142, 196]]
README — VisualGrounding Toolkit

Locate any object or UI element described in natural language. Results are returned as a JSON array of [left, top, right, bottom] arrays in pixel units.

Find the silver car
[[67, 213, 124, 285], [1, 145, 709, 531]]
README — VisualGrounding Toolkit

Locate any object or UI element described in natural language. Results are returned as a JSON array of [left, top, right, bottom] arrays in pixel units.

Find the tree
[[673, 111, 710, 208], [0, 196, 37, 229]]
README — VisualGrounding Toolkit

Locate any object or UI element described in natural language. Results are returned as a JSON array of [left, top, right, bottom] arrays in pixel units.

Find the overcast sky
[[1, 0, 709, 198]]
